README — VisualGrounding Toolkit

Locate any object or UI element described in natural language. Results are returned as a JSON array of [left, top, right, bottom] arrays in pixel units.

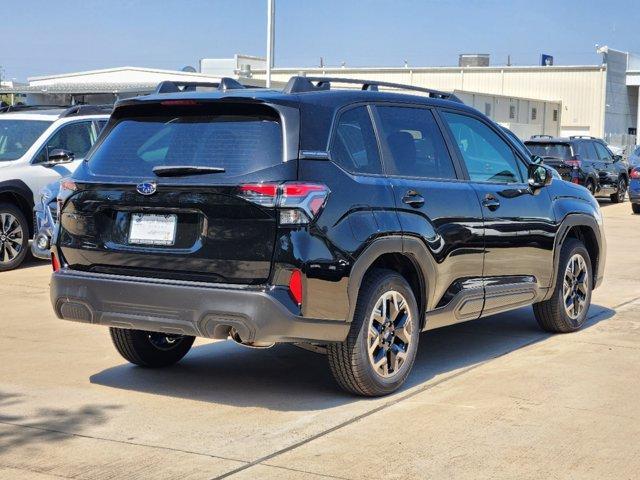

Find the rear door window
[[376, 106, 457, 179], [594, 142, 613, 161], [87, 112, 283, 178], [331, 106, 382, 175]]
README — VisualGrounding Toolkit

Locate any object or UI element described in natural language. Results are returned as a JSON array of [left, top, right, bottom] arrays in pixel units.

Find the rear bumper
[[50, 270, 349, 344], [630, 180, 640, 202]]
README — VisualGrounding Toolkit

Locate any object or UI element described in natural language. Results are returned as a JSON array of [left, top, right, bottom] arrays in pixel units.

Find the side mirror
[[528, 163, 553, 189], [531, 154, 544, 165], [42, 148, 74, 167], [612, 154, 622, 163]]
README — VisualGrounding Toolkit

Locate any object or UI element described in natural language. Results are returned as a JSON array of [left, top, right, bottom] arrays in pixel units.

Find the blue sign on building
[[541, 54, 554, 66]]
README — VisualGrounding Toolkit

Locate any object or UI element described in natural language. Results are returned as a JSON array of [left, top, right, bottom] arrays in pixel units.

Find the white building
[[253, 46, 639, 147]]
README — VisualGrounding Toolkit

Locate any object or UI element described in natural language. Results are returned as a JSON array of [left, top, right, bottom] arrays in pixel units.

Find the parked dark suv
[[50, 77, 605, 396], [525, 135, 628, 203]]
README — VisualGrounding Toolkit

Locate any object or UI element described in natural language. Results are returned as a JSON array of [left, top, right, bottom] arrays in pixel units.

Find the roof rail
[[530, 134, 554, 139], [283, 76, 462, 102], [60, 104, 113, 117], [154, 78, 245, 94], [0, 104, 69, 113], [569, 135, 598, 140]]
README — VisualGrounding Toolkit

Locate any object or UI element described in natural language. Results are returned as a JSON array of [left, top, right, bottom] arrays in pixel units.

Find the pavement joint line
[[258, 463, 355, 480], [0, 420, 247, 465], [210, 295, 640, 480], [211, 336, 544, 480]]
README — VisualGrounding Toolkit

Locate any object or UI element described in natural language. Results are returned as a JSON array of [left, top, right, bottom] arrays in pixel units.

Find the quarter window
[[331, 106, 382, 175], [442, 112, 524, 184], [376, 106, 457, 180]]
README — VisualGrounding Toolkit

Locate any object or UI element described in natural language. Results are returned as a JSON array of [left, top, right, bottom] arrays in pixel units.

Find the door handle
[[482, 194, 500, 211], [402, 190, 425, 208]]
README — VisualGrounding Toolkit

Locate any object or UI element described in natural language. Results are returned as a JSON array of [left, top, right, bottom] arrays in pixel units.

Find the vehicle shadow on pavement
[[0, 391, 121, 454], [89, 304, 615, 410]]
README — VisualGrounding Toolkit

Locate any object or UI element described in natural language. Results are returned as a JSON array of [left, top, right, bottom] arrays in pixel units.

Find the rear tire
[[533, 238, 592, 333], [110, 328, 195, 367], [610, 178, 626, 203], [584, 179, 595, 196], [0, 203, 29, 272], [328, 269, 420, 396], [633, 203, 640, 214]]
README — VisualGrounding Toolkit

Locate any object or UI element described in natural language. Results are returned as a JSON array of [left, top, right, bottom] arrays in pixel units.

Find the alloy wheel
[[618, 179, 627, 202], [367, 290, 413, 378], [0, 213, 24, 264], [562, 254, 589, 320]]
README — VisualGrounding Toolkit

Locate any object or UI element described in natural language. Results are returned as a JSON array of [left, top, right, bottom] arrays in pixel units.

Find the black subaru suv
[[50, 77, 605, 396], [525, 135, 628, 203]]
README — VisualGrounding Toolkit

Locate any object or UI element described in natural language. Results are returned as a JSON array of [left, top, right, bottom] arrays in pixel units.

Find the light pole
[[266, 0, 275, 88]]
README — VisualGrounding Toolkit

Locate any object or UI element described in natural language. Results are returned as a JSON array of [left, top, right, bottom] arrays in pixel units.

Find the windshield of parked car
[[525, 142, 572, 160], [0, 119, 52, 161], [87, 112, 283, 179]]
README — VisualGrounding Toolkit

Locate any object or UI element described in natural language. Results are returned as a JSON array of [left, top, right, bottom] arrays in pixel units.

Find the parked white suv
[[0, 105, 110, 270]]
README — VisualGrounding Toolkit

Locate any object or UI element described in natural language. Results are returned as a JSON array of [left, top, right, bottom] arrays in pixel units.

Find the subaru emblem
[[136, 182, 157, 196]]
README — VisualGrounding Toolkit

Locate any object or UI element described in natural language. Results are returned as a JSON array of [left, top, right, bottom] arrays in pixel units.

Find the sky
[[2, 0, 639, 81]]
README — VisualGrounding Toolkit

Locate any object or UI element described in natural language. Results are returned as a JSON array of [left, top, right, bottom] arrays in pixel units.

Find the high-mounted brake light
[[238, 182, 330, 225], [160, 100, 199, 106], [631, 168, 640, 179]]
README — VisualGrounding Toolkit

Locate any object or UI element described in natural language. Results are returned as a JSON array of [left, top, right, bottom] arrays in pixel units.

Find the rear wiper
[[152, 165, 226, 177]]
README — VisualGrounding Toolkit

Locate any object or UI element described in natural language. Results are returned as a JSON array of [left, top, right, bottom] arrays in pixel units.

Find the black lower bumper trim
[[51, 270, 349, 343]]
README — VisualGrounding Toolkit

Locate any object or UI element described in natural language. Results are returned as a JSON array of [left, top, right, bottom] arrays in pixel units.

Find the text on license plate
[[129, 213, 177, 246]]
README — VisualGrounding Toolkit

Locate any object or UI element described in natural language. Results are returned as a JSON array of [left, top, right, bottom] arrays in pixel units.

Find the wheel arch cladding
[[347, 237, 429, 328], [0, 180, 35, 237]]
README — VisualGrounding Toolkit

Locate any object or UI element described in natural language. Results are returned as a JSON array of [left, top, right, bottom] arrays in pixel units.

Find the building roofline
[[28, 66, 220, 82], [253, 64, 606, 74]]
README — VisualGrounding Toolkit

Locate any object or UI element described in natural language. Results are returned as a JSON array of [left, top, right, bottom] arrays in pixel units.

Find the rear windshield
[[525, 142, 572, 160], [87, 113, 282, 178], [0, 119, 52, 161]]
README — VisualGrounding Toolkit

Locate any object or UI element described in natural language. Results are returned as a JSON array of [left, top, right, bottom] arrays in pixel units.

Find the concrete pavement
[[0, 201, 639, 479]]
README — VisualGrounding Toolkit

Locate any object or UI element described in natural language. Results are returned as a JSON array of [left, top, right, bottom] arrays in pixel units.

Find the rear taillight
[[288, 269, 303, 305], [51, 252, 60, 272], [238, 182, 330, 225], [631, 168, 640, 179], [571, 177, 580, 184], [56, 179, 77, 219], [564, 156, 582, 169]]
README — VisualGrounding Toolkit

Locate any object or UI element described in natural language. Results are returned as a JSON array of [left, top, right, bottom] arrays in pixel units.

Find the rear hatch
[[58, 100, 296, 284], [525, 142, 574, 179]]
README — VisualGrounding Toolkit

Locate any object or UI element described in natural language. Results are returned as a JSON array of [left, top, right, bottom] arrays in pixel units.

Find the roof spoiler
[[283, 76, 462, 103], [154, 78, 245, 94]]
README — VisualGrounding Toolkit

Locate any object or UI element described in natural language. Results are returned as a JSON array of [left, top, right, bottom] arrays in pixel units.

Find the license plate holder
[[128, 213, 178, 246]]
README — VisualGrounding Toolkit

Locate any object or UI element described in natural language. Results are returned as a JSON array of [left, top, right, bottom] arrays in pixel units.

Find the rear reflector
[[51, 252, 60, 272], [289, 269, 303, 305], [631, 168, 640, 179], [571, 178, 580, 184]]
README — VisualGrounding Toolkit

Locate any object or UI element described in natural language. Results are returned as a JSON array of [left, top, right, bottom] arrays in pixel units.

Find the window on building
[[509, 105, 516, 120], [484, 103, 492, 117], [553, 109, 559, 122], [531, 107, 537, 121]]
